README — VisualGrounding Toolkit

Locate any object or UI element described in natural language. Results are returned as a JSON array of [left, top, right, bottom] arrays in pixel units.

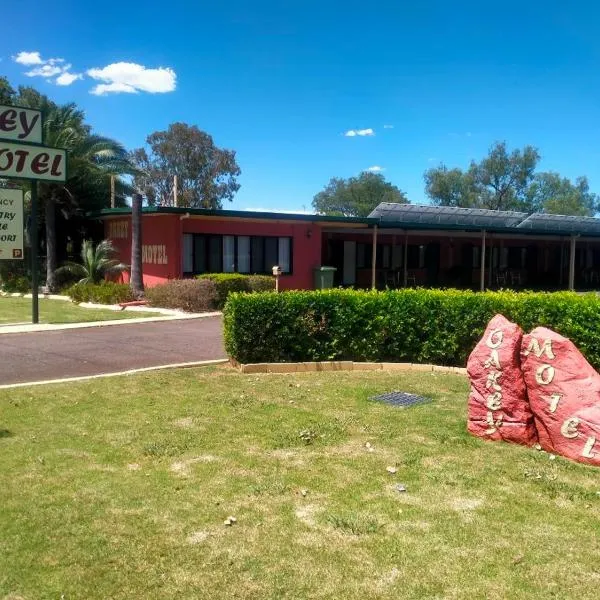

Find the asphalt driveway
[[0, 316, 226, 386]]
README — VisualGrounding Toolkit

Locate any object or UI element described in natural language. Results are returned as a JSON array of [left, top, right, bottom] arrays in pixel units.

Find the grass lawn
[[0, 297, 162, 325], [1, 367, 599, 599]]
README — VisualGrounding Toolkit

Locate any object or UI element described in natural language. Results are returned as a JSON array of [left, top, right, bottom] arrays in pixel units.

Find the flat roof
[[90, 204, 600, 238], [369, 203, 600, 237], [90, 206, 377, 226]]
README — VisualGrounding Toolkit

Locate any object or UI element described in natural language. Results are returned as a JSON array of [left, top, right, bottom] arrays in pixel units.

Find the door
[[343, 241, 357, 286]]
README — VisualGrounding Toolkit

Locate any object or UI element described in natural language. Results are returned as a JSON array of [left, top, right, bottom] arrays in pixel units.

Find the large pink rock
[[467, 315, 538, 445], [521, 327, 600, 466]]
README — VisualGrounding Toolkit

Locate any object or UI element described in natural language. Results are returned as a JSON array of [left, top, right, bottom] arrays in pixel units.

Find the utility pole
[[173, 175, 178, 207]]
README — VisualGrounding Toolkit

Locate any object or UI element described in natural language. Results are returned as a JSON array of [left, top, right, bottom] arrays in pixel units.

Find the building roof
[[89, 206, 377, 226], [369, 203, 600, 237], [90, 204, 600, 237]]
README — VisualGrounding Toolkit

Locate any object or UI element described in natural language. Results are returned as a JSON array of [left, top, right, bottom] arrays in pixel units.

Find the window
[[182, 234, 293, 275], [223, 236, 235, 273], [183, 234, 193, 273], [237, 236, 250, 273]]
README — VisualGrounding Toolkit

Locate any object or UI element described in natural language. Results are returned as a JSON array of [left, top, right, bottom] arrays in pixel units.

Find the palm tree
[[56, 239, 128, 285], [17, 90, 137, 291]]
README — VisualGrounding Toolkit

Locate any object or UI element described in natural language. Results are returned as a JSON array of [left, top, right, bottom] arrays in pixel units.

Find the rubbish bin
[[314, 266, 337, 290]]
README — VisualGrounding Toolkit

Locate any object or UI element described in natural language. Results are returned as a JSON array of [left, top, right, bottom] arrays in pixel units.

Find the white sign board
[[0, 105, 42, 144], [0, 188, 24, 260], [0, 141, 66, 182]]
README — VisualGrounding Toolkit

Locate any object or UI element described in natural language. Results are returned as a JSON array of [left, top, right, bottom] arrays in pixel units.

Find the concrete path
[[0, 317, 226, 386]]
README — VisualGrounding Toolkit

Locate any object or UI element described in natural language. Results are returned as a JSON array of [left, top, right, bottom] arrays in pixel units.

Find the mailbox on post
[[272, 265, 282, 292]]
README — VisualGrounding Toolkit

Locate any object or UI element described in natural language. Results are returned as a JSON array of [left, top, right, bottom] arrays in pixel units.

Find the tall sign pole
[[0, 104, 67, 324], [30, 182, 39, 322]]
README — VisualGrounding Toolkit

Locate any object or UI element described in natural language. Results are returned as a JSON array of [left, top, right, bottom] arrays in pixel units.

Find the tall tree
[[425, 142, 540, 211], [312, 172, 408, 217], [131, 123, 241, 208], [0, 77, 16, 104], [526, 173, 600, 216], [130, 194, 144, 298], [16, 89, 136, 290]]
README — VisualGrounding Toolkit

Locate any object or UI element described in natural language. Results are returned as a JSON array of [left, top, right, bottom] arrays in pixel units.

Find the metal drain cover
[[370, 391, 431, 408]]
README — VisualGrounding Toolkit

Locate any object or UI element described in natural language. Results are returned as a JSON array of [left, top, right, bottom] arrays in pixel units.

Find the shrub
[[67, 282, 134, 304], [223, 288, 600, 369], [1, 274, 30, 293], [146, 279, 217, 312], [197, 273, 275, 308]]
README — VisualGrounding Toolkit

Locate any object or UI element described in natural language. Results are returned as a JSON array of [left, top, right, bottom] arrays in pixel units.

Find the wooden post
[[569, 235, 577, 291], [173, 175, 178, 207], [110, 175, 115, 208], [371, 225, 378, 290], [480, 229, 486, 292], [403, 233, 408, 287]]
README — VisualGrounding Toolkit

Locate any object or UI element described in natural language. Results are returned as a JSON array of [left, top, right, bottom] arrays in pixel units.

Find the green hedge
[[146, 279, 217, 312], [223, 288, 600, 369], [197, 273, 274, 309], [67, 282, 134, 305]]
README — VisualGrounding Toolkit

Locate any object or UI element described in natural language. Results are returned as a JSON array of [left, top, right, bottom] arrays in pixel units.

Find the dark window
[[184, 234, 292, 275]]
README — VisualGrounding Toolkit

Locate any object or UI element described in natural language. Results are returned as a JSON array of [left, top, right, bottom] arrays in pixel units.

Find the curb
[[234, 360, 467, 375], [0, 359, 229, 390]]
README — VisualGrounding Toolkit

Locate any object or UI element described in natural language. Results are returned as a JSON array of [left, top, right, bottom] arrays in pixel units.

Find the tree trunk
[[130, 193, 144, 298], [45, 192, 57, 292]]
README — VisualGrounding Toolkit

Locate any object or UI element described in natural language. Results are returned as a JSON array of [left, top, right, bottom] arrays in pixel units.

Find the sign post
[[0, 104, 67, 324]]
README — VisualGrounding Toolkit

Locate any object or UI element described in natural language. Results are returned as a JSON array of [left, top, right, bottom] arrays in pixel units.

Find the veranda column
[[568, 235, 577, 291], [371, 224, 378, 290], [480, 229, 486, 291], [403, 233, 408, 287]]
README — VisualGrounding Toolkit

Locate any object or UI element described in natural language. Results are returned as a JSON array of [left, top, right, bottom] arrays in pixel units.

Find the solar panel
[[516, 213, 600, 235], [370, 203, 528, 229]]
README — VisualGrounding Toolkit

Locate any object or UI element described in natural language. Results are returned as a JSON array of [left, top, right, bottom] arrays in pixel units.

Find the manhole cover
[[370, 391, 431, 408]]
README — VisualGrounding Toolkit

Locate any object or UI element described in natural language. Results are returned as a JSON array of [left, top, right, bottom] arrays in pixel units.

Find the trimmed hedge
[[223, 288, 600, 369], [146, 279, 217, 312], [197, 273, 274, 309], [67, 282, 134, 304]]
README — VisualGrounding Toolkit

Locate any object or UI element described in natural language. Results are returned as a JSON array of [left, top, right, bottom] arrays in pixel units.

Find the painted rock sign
[[467, 314, 538, 445], [521, 327, 600, 466]]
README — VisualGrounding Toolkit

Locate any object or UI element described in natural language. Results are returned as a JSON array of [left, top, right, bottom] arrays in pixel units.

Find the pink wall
[[182, 217, 322, 290], [105, 214, 180, 286], [105, 214, 323, 289]]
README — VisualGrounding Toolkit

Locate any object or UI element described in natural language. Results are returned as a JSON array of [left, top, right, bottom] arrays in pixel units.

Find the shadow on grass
[[0, 429, 13, 439]]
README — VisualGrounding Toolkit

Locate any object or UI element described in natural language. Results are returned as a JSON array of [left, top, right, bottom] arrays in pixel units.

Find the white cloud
[[55, 71, 83, 86], [13, 51, 43, 65], [25, 64, 65, 78], [366, 165, 384, 172], [383, 124, 394, 129], [344, 128, 374, 137], [87, 62, 177, 95]]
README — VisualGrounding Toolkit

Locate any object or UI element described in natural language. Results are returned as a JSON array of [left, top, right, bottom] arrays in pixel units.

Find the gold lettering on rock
[[485, 411, 503, 434], [535, 364, 555, 385], [560, 417, 580, 439], [582, 436, 597, 459], [485, 371, 502, 391], [486, 329, 504, 349], [547, 393, 562, 413], [486, 392, 503, 411], [484, 349, 501, 369], [523, 338, 555, 360]]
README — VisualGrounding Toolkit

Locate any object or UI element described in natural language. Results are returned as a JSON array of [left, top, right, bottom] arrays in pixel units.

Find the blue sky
[[2, 1, 600, 212]]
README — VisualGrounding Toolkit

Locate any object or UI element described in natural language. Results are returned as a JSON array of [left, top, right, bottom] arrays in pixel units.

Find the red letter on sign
[[31, 152, 50, 175], [50, 154, 63, 177], [14, 150, 29, 173], [0, 149, 13, 171], [0, 109, 17, 133]]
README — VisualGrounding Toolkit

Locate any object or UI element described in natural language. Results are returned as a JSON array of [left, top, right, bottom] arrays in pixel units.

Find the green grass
[[0, 297, 162, 325], [1, 367, 599, 599]]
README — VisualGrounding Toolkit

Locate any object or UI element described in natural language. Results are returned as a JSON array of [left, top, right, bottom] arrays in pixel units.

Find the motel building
[[93, 203, 600, 292]]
